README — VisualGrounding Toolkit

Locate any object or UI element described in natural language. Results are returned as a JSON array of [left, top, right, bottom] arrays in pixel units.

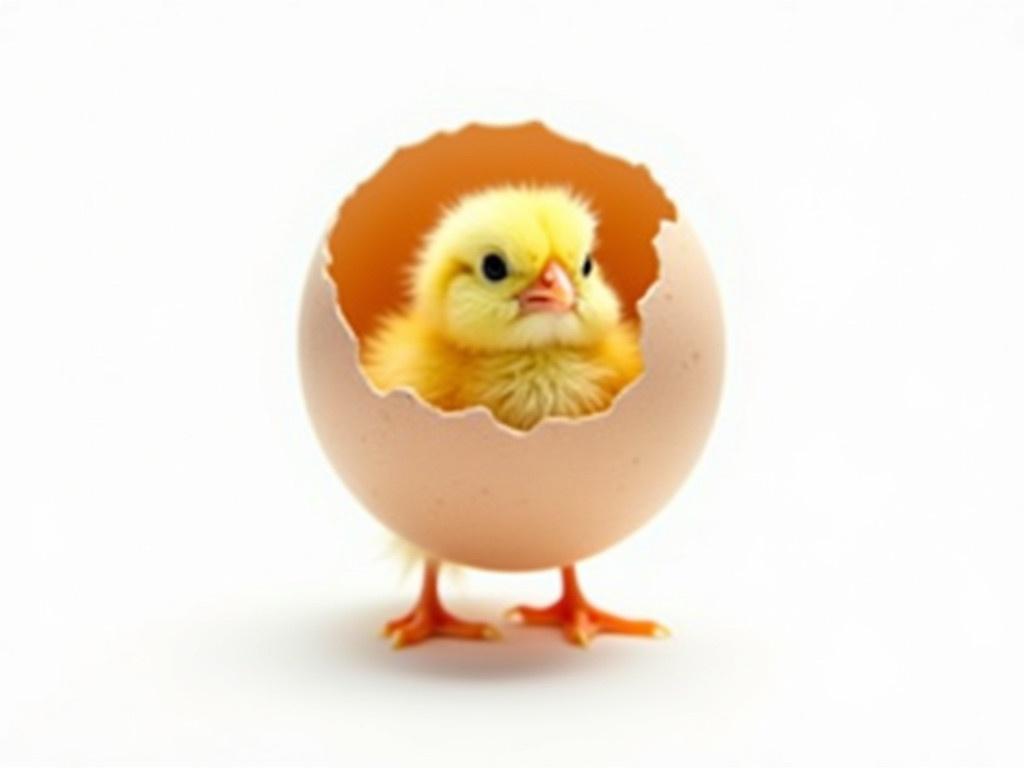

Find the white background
[[2, 1, 1023, 765]]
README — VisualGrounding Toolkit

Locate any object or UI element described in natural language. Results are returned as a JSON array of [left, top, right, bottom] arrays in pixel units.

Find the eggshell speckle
[[299, 122, 724, 571]]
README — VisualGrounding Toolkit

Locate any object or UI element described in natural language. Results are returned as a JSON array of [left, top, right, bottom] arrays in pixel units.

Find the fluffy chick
[[362, 185, 642, 431]]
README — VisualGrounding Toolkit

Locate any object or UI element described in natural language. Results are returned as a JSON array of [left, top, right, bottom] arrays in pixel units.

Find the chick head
[[411, 185, 623, 352]]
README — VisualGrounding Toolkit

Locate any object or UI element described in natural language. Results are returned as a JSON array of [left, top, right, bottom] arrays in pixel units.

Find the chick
[[363, 185, 664, 648], [363, 185, 642, 431]]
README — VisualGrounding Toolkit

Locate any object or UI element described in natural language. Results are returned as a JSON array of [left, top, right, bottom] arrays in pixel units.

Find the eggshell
[[299, 122, 724, 572]]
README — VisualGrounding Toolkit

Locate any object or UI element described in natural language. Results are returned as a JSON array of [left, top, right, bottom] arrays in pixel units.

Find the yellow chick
[[361, 186, 667, 649], [362, 185, 643, 431]]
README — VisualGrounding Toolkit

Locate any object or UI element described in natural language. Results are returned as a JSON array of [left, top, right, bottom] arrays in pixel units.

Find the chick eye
[[582, 253, 594, 277], [481, 253, 508, 282]]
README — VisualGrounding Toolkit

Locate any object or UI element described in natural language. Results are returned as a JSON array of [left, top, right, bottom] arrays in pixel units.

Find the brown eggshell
[[298, 123, 724, 572]]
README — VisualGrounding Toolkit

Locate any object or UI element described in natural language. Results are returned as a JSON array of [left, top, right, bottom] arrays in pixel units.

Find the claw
[[571, 627, 591, 648]]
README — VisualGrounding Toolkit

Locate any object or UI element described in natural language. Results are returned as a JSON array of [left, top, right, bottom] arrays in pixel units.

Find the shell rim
[[319, 120, 679, 439]]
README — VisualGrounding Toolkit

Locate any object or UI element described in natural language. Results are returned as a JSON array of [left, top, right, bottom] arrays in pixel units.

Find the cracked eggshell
[[298, 122, 724, 572]]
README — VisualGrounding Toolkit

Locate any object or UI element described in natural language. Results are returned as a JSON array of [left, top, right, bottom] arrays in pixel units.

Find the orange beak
[[517, 260, 576, 314]]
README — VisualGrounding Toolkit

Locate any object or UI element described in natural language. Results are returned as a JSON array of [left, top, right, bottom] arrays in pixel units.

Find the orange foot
[[506, 566, 670, 648], [382, 559, 500, 649]]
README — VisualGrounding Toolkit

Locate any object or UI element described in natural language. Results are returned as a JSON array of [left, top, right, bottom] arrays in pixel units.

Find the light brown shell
[[298, 123, 724, 572]]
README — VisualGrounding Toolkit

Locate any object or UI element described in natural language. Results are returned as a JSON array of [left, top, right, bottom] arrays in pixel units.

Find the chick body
[[365, 312, 641, 430]]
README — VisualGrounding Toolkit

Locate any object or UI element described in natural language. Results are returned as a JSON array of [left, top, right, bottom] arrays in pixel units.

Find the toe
[[592, 610, 670, 638], [439, 619, 502, 641], [504, 603, 564, 626]]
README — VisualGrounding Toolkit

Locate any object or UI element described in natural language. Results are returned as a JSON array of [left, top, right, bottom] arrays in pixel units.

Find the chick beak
[[518, 260, 575, 314]]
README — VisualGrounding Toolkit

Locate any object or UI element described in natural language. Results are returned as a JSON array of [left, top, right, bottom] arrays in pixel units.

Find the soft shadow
[[272, 598, 675, 683]]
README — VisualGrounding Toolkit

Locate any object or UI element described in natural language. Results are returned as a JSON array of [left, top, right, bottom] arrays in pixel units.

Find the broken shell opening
[[324, 121, 677, 433]]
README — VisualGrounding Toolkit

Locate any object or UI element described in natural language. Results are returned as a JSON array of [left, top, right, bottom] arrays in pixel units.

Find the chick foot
[[382, 559, 500, 649], [506, 565, 669, 648]]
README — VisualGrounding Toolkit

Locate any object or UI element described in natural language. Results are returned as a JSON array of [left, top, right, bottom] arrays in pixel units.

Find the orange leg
[[506, 565, 670, 648], [382, 559, 500, 649]]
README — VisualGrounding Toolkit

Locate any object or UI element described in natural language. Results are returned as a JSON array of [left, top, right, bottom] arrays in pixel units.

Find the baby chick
[[363, 185, 664, 648], [363, 185, 642, 430]]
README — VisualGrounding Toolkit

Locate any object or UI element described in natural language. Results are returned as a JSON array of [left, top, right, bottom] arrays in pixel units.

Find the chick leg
[[506, 565, 669, 648], [382, 558, 500, 649]]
